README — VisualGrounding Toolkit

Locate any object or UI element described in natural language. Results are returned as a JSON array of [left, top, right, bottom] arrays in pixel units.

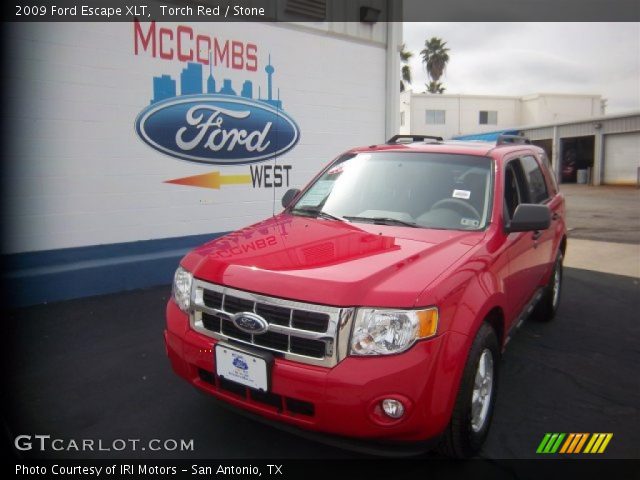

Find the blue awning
[[452, 129, 521, 141]]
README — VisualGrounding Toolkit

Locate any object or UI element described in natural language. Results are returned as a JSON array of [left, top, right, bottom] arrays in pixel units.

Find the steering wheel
[[430, 198, 481, 219]]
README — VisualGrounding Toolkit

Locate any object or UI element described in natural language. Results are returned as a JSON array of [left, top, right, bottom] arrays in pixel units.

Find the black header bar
[[3, 0, 640, 22]]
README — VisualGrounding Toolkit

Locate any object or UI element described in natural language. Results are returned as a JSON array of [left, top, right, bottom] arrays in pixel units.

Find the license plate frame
[[214, 343, 272, 392]]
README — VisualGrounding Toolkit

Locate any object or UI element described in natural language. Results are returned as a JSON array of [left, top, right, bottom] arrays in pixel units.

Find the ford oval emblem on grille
[[231, 312, 268, 335]]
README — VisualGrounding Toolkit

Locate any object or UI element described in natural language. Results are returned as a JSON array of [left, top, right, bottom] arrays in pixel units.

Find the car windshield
[[291, 152, 493, 231]]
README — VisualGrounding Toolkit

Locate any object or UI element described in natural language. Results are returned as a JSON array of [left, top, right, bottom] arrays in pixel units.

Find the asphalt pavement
[[3, 265, 639, 460], [562, 184, 640, 245]]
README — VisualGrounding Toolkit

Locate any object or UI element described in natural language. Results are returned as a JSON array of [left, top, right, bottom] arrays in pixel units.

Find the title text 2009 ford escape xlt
[[164, 134, 566, 457]]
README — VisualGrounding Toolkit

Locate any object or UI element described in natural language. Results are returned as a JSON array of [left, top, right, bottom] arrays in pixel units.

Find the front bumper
[[165, 300, 468, 444]]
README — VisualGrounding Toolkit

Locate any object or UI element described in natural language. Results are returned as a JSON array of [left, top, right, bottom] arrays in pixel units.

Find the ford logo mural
[[231, 312, 269, 335], [135, 95, 300, 165]]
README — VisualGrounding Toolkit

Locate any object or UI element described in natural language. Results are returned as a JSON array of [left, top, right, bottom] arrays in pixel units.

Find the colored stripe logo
[[165, 171, 251, 190], [536, 433, 613, 454]]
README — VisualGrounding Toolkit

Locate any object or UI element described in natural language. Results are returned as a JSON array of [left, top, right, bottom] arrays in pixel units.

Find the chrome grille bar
[[190, 278, 354, 367]]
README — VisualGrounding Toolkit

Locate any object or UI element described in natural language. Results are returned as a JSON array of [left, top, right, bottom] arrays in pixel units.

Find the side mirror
[[506, 204, 551, 232], [281, 188, 301, 209]]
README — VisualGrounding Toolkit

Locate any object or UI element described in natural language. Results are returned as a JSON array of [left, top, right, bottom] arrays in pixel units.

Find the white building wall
[[522, 94, 604, 124], [400, 90, 412, 134], [3, 22, 389, 254], [458, 97, 521, 136], [521, 97, 541, 125], [405, 92, 605, 138], [408, 95, 458, 139], [407, 94, 521, 138]]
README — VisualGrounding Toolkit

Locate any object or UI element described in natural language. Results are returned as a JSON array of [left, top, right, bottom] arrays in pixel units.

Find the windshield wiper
[[290, 206, 343, 222], [342, 216, 419, 228]]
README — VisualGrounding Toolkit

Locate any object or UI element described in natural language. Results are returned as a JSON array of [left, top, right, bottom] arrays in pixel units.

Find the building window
[[426, 109, 446, 125], [400, 111, 405, 126], [479, 111, 498, 125]]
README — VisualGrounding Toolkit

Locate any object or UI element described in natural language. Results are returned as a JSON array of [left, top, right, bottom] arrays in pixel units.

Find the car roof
[[348, 140, 543, 160]]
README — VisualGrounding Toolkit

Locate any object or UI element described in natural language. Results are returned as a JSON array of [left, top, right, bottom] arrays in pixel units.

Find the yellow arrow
[[164, 171, 252, 190]]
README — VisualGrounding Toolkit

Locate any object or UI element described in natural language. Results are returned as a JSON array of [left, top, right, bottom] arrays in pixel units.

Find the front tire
[[438, 323, 499, 458]]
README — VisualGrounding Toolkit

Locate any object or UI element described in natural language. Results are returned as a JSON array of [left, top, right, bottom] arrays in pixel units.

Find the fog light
[[381, 399, 405, 419]]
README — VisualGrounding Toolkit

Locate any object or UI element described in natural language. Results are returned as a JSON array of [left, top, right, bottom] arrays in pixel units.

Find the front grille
[[202, 313, 221, 332], [292, 310, 329, 332], [255, 303, 290, 326], [220, 319, 252, 342], [191, 280, 349, 367], [223, 295, 254, 314], [218, 375, 246, 397], [198, 368, 314, 417], [286, 397, 315, 416], [249, 389, 283, 410], [203, 290, 223, 309], [253, 330, 289, 351], [290, 337, 326, 357]]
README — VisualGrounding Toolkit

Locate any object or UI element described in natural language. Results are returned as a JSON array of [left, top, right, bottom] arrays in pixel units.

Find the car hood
[[183, 214, 484, 308]]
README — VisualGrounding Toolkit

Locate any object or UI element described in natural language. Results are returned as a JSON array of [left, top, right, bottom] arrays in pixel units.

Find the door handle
[[532, 230, 543, 240], [552, 212, 561, 221]]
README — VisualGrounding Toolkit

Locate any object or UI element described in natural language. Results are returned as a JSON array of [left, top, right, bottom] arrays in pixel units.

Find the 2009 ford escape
[[164, 134, 567, 457]]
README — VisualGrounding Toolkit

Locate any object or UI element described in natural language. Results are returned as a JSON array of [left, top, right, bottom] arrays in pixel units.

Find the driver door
[[502, 158, 541, 324]]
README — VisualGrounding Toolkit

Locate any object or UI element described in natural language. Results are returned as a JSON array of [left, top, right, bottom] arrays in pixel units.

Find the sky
[[402, 23, 640, 113]]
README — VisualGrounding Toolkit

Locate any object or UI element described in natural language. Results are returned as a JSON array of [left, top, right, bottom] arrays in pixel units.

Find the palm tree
[[426, 81, 445, 94], [400, 44, 413, 92], [420, 37, 450, 93]]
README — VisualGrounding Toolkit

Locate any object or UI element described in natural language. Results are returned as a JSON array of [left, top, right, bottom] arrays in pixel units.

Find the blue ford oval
[[135, 95, 300, 165], [232, 356, 249, 371], [231, 312, 269, 334]]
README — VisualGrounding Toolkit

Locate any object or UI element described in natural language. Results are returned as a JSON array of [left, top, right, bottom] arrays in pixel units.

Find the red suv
[[165, 134, 566, 457]]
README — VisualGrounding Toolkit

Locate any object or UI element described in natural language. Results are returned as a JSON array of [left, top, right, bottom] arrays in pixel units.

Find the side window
[[520, 156, 549, 203], [539, 152, 558, 194], [504, 162, 524, 220]]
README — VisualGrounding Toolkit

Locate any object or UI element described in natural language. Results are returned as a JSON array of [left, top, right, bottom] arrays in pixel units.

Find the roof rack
[[386, 134, 443, 144], [496, 134, 531, 146]]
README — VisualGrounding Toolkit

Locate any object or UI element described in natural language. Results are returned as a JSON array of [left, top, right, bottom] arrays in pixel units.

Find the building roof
[[452, 111, 640, 139], [517, 110, 640, 131], [407, 91, 603, 101]]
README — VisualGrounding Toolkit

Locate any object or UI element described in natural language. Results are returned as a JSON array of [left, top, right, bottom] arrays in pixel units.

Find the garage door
[[604, 132, 640, 185]]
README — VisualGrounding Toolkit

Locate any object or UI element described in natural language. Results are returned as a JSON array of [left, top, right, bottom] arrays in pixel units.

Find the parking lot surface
[[562, 184, 639, 244], [3, 185, 639, 460], [4, 266, 639, 460]]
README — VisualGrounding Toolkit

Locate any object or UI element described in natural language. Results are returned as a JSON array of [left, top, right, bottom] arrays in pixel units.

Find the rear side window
[[539, 152, 558, 194], [520, 156, 549, 203], [504, 162, 526, 220]]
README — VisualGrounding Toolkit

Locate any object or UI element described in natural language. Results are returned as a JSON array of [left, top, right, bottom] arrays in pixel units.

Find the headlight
[[172, 266, 193, 312], [350, 307, 438, 356]]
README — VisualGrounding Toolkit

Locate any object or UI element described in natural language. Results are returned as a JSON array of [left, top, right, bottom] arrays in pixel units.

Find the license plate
[[215, 344, 269, 391]]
